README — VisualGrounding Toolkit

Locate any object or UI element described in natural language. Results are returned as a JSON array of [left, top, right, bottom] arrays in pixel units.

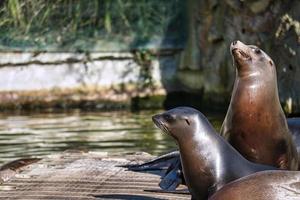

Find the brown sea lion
[[152, 107, 277, 200], [220, 40, 298, 170], [209, 170, 300, 200]]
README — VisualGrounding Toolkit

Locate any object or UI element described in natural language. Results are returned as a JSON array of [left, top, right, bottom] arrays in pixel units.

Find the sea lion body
[[221, 41, 298, 170], [152, 107, 276, 200], [209, 170, 300, 200]]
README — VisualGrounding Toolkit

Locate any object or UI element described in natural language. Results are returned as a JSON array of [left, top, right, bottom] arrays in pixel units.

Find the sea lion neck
[[177, 114, 219, 149], [177, 118, 222, 198], [178, 116, 255, 196], [234, 62, 276, 84], [231, 67, 280, 110]]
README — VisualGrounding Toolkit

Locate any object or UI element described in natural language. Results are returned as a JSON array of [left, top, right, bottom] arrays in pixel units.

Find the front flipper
[[159, 156, 183, 190]]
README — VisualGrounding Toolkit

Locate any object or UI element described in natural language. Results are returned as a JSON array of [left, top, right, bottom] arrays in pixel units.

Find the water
[[0, 110, 223, 164]]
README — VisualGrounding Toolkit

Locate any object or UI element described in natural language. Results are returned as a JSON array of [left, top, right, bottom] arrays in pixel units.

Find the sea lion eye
[[254, 49, 261, 54], [163, 114, 174, 123]]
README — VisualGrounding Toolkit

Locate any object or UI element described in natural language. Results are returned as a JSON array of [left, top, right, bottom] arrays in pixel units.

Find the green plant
[[0, 0, 183, 51], [132, 49, 155, 93]]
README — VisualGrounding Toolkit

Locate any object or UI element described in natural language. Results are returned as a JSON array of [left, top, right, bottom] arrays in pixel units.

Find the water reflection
[[0, 110, 223, 164]]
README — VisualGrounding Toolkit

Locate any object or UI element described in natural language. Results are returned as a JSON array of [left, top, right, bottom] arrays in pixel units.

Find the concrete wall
[[0, 52, 163, 91], [0, 51, 180, 110]]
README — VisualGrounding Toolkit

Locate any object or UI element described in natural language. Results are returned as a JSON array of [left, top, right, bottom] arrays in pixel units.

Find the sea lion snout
[[230, 40, 241, 51], [232, 40, 237, 45], [152, 114, 162, 127], [230, 40, 248, 53], [152, 114, 171, 136], [230, 41, 251, 68]]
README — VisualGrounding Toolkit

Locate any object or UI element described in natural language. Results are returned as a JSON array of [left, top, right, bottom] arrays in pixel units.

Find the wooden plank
[[0, 151, 190, 200]]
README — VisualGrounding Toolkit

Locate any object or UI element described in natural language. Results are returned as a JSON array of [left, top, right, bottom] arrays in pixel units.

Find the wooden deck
[[0, 151, 190, 200]]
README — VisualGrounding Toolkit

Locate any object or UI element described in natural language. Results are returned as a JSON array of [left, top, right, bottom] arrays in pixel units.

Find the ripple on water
[[0, 110, 222, 164]]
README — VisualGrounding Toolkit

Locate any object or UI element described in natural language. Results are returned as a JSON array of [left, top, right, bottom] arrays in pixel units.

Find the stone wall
[[170, 0, 300, 115]]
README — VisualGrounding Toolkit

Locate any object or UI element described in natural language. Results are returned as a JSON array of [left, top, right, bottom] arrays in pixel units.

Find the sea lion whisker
[[231, 48, 238, 53], [231, 48, 251, 60], [153, 119, 170, 135], [238, 50, 250, 59], [161, 124, 170, 135]]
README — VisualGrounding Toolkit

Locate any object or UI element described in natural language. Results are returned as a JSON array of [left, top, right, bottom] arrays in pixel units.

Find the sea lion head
[[230, 40, 275, 77], [152, 107, 206, 141]]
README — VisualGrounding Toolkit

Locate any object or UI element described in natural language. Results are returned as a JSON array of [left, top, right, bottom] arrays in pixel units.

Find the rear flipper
[[121, 151, 185, 191], [122, 151, 180, 171]]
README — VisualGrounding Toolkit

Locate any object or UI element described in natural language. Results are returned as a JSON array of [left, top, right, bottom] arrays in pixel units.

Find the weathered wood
[[0, 151, 190, 200]]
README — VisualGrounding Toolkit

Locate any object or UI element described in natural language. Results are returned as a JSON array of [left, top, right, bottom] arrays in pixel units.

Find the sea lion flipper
[[159, 158, 183, 190], [121, 151, 180, 171], [121, 151, 184, 190]]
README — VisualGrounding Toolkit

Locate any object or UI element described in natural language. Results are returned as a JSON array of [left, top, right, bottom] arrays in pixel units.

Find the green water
[[0, 110, 223, 164]]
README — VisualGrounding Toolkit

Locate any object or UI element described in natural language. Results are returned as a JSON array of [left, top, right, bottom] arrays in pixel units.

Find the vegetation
[[0, 0, 184, 51], [133, 50, 155, 93]]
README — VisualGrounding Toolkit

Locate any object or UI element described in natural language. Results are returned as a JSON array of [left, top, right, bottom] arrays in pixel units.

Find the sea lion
[[152, 107, 276, 200], [220, 40, 298, 170], [125, 41, 300, 191], [209, 170, 300, 200]]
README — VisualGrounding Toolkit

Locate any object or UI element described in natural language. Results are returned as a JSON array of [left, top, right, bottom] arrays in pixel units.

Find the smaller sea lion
[[152, 107, 276, 200], [209, 170, 300, 200]]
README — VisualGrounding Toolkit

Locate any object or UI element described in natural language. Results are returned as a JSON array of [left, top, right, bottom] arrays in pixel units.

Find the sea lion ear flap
[[269, 60, 273, 66], [184, 118, 191, 126]]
